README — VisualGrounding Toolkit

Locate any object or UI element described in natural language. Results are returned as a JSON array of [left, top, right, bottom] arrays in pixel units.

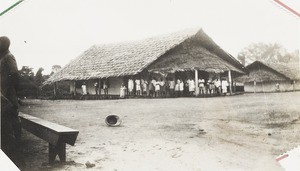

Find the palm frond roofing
[[260, 61, 300, 80], [45, 28, 245, 84], [236, 61, 300, 82]]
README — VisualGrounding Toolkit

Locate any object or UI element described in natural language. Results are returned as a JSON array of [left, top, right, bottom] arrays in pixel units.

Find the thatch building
[[44, 28, 247, 97], [236, 61, 300, 93]]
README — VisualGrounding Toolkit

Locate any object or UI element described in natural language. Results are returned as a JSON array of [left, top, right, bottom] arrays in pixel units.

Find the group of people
[[119, 77, 230, 98], [81, 79, 109, 97], [93, 79, 109, 95]]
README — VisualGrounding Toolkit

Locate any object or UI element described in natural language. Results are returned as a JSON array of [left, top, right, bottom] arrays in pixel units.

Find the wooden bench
[[19, 112, 79, 163]]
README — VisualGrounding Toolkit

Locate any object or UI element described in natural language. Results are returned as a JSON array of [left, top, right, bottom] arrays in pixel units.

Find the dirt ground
[[17, 92, 300, 171]]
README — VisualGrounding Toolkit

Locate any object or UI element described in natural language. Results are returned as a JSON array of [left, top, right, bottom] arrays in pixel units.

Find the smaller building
[[236, 61, 300, 93]]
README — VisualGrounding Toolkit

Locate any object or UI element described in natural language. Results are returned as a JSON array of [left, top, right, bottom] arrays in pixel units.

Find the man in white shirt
[[198, 78, 205, 95], [188, 79, 195, 96]]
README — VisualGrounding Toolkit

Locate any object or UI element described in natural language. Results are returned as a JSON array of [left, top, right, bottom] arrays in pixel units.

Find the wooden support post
[[97, 79, 101, 96], [254, 80, 256, 93], [218, 74, 221, 94], [49, 142, 66, 163], [73, 81, 76, 96], [293, 80, 295, 92], [195, 69, 199, 96], [233, 81, 236, 93], [99, 78, 102, 98], [86, 81, 89, 95], [228, 70, 232, 95], [53, 82, 57, 98]]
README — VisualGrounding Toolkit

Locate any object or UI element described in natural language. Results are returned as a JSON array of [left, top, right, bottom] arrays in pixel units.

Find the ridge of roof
[[45, 28, 246, 84], [246, 60, 300, 80]]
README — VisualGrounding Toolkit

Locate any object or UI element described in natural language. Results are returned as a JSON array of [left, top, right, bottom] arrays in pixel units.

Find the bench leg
[[49, 142, 66, 163]]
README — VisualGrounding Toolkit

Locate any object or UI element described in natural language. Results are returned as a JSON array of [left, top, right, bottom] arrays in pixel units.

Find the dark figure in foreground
[[0, 36, 22, 158]]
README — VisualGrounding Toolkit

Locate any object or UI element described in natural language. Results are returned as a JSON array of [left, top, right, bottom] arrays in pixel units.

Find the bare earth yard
[[18, 92, 300, 171]]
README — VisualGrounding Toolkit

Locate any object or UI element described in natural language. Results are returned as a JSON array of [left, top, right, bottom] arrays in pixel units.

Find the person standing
[[155, 79, 161, 97], [188, 78, 195, 96], [0, 36, 22, 156], [179, 79, 184, 97], [128, 78, 134, 96], [149, 77, 156, 97], [221, 79, 228, 95], [141, 79, 148, 97], [94, 82, 99, 95], [207, 79, 213, 94], [120, 83, 127, 98], [198, 78, 205, 95], [169, 78, 175, 97], [103, 79, 109, 96], [80, 82, 87, 100], [175, 79, 180, 97], [135, 78, 141, 96], [160, 78, 166, 97], [214, 78, 221, 95], [81, 82, 87, 95], [275, 82, 280, 92]]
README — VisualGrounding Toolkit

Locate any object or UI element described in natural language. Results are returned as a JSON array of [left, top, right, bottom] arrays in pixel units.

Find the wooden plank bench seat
[[19, 112, 79, 163]]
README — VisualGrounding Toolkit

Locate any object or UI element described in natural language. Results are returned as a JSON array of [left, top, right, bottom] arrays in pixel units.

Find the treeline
[[237, 43, 299, 65], [17, 66, 50, 98], [17, 65, 72, 99], [17, 65, 71, 99]]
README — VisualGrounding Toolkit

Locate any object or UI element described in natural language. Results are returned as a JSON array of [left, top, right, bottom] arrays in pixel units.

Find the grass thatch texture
[[45, 28, 246, 85], [147, 39, 244, 73], [236, 61, 300, 83]]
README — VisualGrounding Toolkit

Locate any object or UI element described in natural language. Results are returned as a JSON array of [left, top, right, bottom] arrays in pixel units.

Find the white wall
[[244, 80, 300, 93], [100, 77, 123, 95]]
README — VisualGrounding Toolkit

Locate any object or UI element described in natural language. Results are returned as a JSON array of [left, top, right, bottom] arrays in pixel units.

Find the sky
[[0, 0, 299, 74]]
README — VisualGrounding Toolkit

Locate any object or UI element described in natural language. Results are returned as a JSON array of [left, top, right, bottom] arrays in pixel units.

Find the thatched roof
[[236, 61, 300, 82], [45, 28, 246, 84], [147, 31, 245, 74]]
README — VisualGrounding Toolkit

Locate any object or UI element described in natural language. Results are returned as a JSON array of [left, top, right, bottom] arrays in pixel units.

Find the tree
[[17, 66, 38, 98], [50, 65, 62, 75], [35, 67, 44, 87], [237, 43, 298, 65], [288, 50, 299, 63], [19, 66, 35, 80]]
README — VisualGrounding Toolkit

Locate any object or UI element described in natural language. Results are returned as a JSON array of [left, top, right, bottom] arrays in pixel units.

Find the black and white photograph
[[0, 0, 299, 170]]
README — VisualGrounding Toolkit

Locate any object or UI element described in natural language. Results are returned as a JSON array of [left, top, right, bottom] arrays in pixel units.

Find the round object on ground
[[85, 161, 95, 168], [105, 115, 121, 126]]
